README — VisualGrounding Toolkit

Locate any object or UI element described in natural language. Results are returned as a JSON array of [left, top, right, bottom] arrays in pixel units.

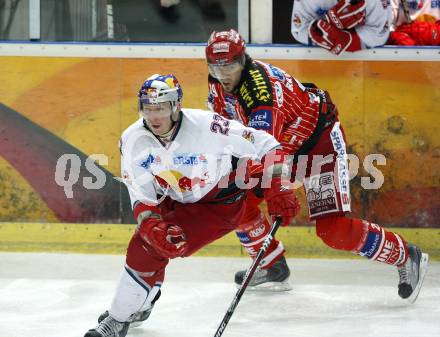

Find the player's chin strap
[[212, 217, 282, 337], [170, 108, 182, 123]]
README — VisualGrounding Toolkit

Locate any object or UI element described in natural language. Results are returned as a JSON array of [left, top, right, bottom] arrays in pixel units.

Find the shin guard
[[109, 266, 161, 322]]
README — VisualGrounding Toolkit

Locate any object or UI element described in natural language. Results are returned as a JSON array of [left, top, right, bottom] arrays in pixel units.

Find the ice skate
[[84, 315, 129, 337], [234, 256, 292, 291], [397, 244, 429, 303], [98, 308, 152, 328]]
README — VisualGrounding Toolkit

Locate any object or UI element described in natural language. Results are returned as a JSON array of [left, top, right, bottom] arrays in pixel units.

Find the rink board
[[0, 222, 439, 260]]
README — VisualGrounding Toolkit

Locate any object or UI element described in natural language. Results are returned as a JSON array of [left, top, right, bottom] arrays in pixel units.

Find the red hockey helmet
[[205, 29, 246, 65]]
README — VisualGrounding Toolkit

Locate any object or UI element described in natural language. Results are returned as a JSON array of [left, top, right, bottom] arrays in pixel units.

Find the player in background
[[83, 74, 299, 337], [205, 29, 429, 300], [388, 0, 440, 45], [291, 0, 392, 55]]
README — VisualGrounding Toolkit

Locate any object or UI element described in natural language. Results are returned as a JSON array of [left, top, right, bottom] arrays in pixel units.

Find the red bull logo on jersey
[[154, 170, 209, 192], [176, 175, 208, 191]]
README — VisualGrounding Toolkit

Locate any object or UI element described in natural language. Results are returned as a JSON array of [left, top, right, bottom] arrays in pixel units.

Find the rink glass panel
[[0, 0, 238, 42]]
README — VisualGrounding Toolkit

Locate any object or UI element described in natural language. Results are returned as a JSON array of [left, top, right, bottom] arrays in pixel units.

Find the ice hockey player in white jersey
[[291, 0, 392, 54], [83, 74, 300, 337]]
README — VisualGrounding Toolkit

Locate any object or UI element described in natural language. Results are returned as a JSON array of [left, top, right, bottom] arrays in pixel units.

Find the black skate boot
[[98, 290, 161, 328], [397, 244, 429, 303], [84, 315, 129, 337], [234, 256, 291, 291]]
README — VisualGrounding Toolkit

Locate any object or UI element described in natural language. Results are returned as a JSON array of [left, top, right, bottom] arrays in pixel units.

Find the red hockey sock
[[316, 216, 408, 266], [236, 211, 284, 269]]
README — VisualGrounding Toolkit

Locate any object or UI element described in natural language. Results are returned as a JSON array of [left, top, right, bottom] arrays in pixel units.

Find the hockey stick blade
[[213, 217, 282, 337]]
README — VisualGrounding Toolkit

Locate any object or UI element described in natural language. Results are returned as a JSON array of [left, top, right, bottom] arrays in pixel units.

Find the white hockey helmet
[[138, 74, 183, 120]]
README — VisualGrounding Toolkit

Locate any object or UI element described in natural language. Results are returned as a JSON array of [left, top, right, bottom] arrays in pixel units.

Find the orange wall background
[[0, 57, 439, 227]]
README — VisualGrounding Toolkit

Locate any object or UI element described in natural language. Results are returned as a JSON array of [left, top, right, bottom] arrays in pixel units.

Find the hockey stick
[[213, 217, 282, 337]]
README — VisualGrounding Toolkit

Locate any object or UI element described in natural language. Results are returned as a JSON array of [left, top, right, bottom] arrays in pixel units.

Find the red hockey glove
[[264, 176, 300, 227], [387, 31, 416, 46], [134, 202, 187, 259], [325, 0, 366, 30], [309, 19, 362, 55], [139, 218, 187, 259], [395, 21, 440, 46]]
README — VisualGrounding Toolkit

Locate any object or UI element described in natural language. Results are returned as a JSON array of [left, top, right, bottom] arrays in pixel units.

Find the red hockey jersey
[[207, 58, 321, 155]]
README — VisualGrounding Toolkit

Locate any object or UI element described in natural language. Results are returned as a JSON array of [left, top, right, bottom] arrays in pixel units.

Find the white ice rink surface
[[0, 253, 439, 337]]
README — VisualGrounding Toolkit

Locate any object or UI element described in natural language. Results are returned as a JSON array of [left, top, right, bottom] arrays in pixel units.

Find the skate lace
[[95, 316, 124, 337], [398, 262, 410, 284], [253, 267, 268, 279], [247, 267, 268, 285]]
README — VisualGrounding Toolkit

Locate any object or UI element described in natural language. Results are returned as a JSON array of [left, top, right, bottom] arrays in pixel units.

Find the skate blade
[[408, 253, 429, 304], [236, 280, 292, 292]]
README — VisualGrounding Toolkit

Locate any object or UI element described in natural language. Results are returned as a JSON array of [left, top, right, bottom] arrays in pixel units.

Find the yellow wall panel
[[0, 56, 438, 227], [0, 157, 58, 222]]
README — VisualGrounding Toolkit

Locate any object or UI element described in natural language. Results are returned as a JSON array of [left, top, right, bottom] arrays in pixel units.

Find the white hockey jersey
[[391, 0, 440, 29], [120, 108, 280, 206], [291, 0, 393, 48]]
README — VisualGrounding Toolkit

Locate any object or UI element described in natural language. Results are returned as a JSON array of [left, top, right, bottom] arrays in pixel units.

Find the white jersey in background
[[120, 108, 280, 205], [391, 0, 440, 29], [291, 0, 393, 48]]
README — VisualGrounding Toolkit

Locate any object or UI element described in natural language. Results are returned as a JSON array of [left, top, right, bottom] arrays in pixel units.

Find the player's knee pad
[[238, 194, 263, 225], [315, 216, 363, 251], [109, 266, 162, 322], [235, 212, 284, 268], [126, 232, 167, 284]]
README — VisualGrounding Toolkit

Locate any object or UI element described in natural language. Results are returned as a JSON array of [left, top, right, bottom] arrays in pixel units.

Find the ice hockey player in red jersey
[[205, 28, 429, 299]]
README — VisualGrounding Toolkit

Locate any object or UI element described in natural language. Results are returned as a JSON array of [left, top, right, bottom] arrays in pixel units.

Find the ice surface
[[0, 253, 439, 337]]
